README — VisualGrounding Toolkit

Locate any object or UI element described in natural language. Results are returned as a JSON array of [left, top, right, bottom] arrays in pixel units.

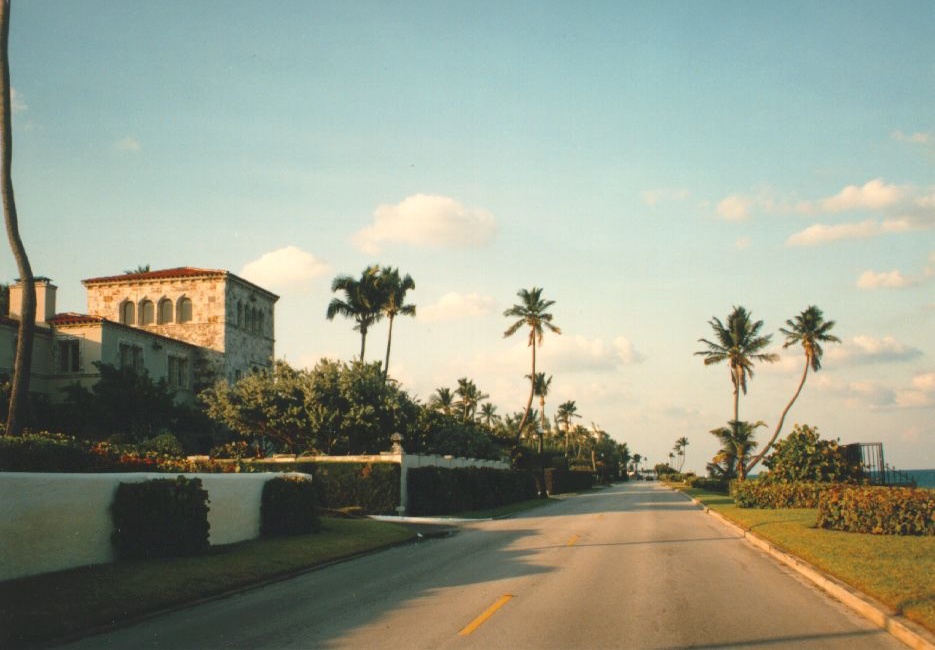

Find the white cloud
[[642, 188, 690, 207], [892, 130, 932, 145], [716, 194, 753, 221], [240, 246, 330, 290], [817, 179, 908, 213], [856, 269, 915, 289], [11, 88, 26, 113], [418, 292, 497, 323], [785, 218, 912, 246], [826, 335, 922, 365], [115, 136, 141, 152], [544, 334, 644, 372], [352, 194, 496, 254]]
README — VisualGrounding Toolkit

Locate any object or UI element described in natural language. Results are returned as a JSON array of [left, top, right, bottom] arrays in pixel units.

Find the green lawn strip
[[0, 517, 414, 649], [682, 487, 935, 633]]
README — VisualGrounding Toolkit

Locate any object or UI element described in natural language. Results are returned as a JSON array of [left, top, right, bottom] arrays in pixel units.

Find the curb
[[682, 492, 934, 650]]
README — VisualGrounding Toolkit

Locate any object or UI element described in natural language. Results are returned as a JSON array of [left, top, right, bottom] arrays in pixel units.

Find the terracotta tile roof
[[46, 312, 105, 326], [83, 267, 227, 285]]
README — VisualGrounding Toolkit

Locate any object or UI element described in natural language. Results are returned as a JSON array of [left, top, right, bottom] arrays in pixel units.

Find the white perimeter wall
[[0, 472, 299, 582]]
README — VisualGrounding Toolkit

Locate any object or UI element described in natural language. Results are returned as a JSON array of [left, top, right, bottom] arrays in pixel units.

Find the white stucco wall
[[0, 472, 300, 582]]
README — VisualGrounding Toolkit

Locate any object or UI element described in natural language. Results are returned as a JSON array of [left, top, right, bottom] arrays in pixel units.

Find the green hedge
[[687, 476, 730, 494], [817, 486, 935, 536], [111, 476, 211, 559], [734, 480, 832, 509], [0, 433, 94, 471], [544, 468, 594, 495], [407, 467, 537, 516], [260, 462, 401, 515], [261, 475, 321, 537]]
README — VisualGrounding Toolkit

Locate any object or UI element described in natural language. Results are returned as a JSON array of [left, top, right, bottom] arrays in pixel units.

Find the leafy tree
[[696, 305, 778, 425], [503, 287, 561, 440], [200, 360, 312, 454], [709, 420, 764, 481], [746, 306, 840, 475], [762, 424, 857, 483], [326, 266, 383, 362], [377, 266, 416, 382], [1, 1, 35, 436]]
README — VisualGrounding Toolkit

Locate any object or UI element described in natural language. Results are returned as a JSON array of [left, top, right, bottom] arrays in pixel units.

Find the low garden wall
[[0, 472, 286, 582]]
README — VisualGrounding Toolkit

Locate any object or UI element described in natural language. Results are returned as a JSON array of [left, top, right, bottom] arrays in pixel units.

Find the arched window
[[158, 298, 173, 325], [177, 297, 193, 323], [120, 300, 135, 326], [140, 300, 155, 326]]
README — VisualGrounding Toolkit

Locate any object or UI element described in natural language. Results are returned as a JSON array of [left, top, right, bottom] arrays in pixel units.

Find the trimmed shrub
[[544, 468, 594, 495], [734, 480, 830, 509], [111, 476, 210, 559], [261, 475, 321, 537], [407, 467, 537, 516], [817, 486, 935, 536], [292, 462, 400, 515], [687, 476, 730, 494], [0, 432, 91, 471]]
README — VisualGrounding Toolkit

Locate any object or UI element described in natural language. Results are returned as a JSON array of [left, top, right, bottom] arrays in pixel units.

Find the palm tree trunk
[[382, 315, 395, 381], [1, 1, 35, 436], [516, 335, 536, 439], [359, 326, 367, 362], [746, 359, 809, 476]]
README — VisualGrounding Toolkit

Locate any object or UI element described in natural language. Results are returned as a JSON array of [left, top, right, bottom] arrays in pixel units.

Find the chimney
[[8, 277, 57, 325]]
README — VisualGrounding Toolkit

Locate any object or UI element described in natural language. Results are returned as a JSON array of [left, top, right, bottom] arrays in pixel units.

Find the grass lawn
[[0, 517, 414, 649], [681, 486, 935, 634]]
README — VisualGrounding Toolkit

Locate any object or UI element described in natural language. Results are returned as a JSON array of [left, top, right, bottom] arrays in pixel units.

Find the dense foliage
[[259, 461, 403, 515], [260, 475, 321, 537], [543, 468, 595, 495], [817, 486, 935, 536], [110, 476, 211, 559], [734, 480, 831, 509], [407, 466, 537, 516], [761, 424, 859, 483]]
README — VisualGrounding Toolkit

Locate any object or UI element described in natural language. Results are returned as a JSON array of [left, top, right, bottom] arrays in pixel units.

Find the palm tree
[[1, 1, 36, 436], [617, 442, 632, 479], [455, 377, 488, 423], [429, 387, 455, 417], [674, 436, 689, 472], [555, 400, 580, 456], [479, 403, 500, 430], [631, 453, 643, 474], [746, 305, 840, 475], [695, 305, 778, 425], [326, 266, 383, 362], [710, 420, 765, 481], [124, 264, 151, 274], [503, 287, 561, 439], [377, 267, 415, 382], [529, 372, 553, 435]]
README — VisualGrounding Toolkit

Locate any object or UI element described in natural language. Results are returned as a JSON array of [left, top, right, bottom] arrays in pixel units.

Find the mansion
[[0, 267, 278, 403]]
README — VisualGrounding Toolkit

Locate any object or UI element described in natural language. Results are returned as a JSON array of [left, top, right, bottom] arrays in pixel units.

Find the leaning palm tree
[[695, 305, 778, 425], [710, 420, 765, 481], [746, 305, 840, 475], [503, 287, 561, 440], [555, 400, 580, 456], [1, 1, 36, 436], [377, 267, 415, 382], [326, 266, 383, 362]]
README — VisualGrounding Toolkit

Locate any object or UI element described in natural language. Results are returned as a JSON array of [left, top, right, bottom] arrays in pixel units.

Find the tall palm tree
[[529, 372, 553, 435], [503, 287, 561, 440], [377, 267, 415, 382], [710, 420, 765, 481], [695, 305, 778, 425], [674, 436, 689, 472], [326, 266, 383, 362], [555, 400, 580, 456], [746, 305, 839, 475], [1, 1, 35, 436]]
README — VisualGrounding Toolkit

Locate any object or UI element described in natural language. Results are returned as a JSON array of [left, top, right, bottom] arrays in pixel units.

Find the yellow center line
[[566, 534, 581, 546], [458, 594, 513, 636]]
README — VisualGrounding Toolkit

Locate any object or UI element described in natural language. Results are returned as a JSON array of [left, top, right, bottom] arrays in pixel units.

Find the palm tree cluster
[[326, 266, 416, 380], [672, 436, 689, 473], [696, 305, 840, 480]]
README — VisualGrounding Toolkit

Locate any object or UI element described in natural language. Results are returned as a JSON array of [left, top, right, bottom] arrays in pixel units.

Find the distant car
[[643, 474, 654, 481]]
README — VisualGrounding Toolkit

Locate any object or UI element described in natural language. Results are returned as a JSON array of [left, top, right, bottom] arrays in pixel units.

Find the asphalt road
[[57, 482, 905, 649]]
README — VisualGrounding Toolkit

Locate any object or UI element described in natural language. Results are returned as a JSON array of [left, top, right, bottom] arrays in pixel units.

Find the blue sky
[[5, 1, 934, 471]]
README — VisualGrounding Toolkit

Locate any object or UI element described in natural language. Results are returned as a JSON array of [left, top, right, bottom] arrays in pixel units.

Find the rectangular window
[[58, 339, 80, 373], [119, 343, 144, 371], [168, 355, 189, 388]]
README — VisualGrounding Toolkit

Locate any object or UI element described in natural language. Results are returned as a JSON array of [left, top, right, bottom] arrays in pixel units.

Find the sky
[[4, 1, 934, 472]]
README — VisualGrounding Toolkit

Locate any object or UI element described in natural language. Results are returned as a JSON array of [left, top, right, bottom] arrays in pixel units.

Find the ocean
[[907, 469, 935, 489]]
